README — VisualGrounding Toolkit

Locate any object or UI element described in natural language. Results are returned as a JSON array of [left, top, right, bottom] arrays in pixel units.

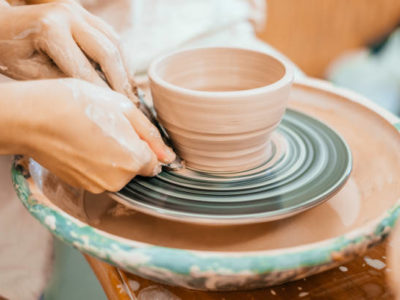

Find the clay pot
[[148, 47, 294, 172]]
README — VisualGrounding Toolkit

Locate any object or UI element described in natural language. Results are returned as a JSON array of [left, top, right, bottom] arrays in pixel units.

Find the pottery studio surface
[[13, 78, 400, 293]]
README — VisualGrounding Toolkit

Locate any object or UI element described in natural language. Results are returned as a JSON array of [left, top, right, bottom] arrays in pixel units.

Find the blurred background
[[259, 0, 400, 77], [258, 0, 400, 114]]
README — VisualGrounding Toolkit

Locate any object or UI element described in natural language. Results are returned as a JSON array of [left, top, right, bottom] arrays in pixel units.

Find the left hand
[[0, 0, 138, 103]]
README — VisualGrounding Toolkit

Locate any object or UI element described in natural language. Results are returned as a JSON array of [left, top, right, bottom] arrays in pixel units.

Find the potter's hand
[[0, 79, 175, 193], [0, 1, 138, 102]]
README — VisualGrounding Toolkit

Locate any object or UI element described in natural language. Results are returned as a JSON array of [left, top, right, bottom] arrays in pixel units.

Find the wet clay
[[149, 48, 294, 172], [42, 82, 400, 252]]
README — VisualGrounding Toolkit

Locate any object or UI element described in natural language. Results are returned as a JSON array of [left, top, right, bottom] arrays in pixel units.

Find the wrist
[[0, 81, 49, 155]]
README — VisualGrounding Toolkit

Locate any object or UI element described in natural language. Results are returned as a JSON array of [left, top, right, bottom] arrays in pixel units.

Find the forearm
[[25, 0, 80, 4], [25, 0, 57, 3], [1, 0, 68, 5], [0, 0, 78, 6]]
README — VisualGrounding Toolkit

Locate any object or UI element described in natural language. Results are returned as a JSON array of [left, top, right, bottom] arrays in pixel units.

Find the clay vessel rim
[[148, 47, 295, 98]]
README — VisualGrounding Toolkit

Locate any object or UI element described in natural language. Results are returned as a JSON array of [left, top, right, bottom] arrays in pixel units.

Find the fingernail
[[152, 163, 162, 176], [163, 147, 176, 163]]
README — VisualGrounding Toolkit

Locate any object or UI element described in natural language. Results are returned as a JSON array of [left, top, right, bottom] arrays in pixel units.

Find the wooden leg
[[84, 255, 135, 300], [83, 242, 392, 299]]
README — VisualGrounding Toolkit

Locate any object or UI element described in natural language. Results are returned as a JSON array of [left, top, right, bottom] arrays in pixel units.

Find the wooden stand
[[86, 242, 392, 299]]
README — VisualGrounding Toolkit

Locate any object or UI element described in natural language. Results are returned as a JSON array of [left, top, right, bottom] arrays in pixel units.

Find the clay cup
[[148, 47, 294, 172]]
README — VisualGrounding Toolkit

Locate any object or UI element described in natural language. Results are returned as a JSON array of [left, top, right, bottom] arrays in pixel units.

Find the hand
[[0, 1, 138, 102], [4, 79, 175, 193]]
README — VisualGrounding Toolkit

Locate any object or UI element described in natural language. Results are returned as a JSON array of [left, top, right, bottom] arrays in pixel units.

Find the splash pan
[[12, 79, 400, 291]]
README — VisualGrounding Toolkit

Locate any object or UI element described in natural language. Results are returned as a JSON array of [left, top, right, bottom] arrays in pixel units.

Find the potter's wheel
[[113, 109, 352, 224], [12, 79, 400, 291]]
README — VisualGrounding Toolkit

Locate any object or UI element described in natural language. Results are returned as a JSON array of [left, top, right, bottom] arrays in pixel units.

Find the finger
[[72, 23, 136, 101], [4, 55, 64, 80], [82, 12, 121, 46], [136, 143, 161, 177], [36, 28, 106, 87], [82, 14, 139, 101], [125, 106, 176, 164], [117, 44, 140, 105], [113, 114, 161, 177], [23, 53, 65, 79]]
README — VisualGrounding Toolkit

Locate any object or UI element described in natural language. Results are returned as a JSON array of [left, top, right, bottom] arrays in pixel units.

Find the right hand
[[15, 79, 175, 193]]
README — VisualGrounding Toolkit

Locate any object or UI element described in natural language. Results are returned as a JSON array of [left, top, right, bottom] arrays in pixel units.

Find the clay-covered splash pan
[[12, 78, 400, 291]]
